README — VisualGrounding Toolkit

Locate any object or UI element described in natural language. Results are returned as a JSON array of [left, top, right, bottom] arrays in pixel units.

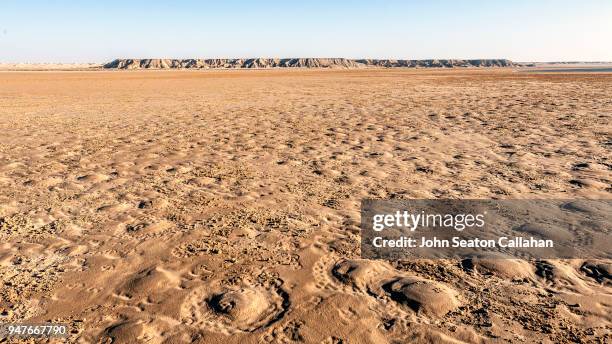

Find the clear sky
[[1, 0, 611, 63]]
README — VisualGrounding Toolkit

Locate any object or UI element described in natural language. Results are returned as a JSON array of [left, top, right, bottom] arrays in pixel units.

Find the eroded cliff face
[[104, 58, 516, 69]]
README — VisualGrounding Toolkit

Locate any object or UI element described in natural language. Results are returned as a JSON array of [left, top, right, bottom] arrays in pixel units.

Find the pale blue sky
[[1, 0, 611, 63]]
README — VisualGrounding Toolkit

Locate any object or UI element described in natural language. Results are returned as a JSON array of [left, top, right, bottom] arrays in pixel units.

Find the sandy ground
[[0, 69, 610, 343]]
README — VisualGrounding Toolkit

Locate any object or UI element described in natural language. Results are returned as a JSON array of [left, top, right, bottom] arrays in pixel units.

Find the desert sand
[[0, 69, 610, 343]]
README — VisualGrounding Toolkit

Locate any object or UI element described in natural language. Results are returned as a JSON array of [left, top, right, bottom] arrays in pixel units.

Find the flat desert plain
[[0, 69, 610, 343]]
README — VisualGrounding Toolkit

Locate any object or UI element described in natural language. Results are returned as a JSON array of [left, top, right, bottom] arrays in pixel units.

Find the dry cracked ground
[[0, 69, 610, 343]]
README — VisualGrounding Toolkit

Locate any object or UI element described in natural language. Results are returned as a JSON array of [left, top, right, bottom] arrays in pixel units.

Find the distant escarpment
[[104, 58, 516, 69]]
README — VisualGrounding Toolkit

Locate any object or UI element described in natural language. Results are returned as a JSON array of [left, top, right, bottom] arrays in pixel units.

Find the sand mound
[[515, 223, 573, 241], [330, 258, 392, 291], [101, 320, 160, 344], [181, 284, 288, 334], [461, 254, 535, 280], [208, 289, 274, 326], [561, 200, 612, 216], [316, 256, 462, 318], [115, 266, 179, 299], [380, 277, 461, 317], [102, 321, 144, 343]]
